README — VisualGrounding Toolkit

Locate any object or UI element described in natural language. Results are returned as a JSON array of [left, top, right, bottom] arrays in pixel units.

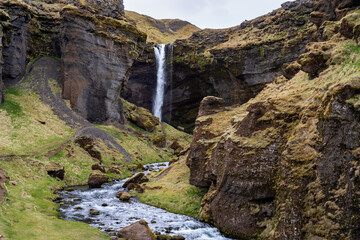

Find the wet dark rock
[[45, 162, 65, 180], [89, 209, 100, 215], [88, 171, 109, 188], [123, 172, 148, 188], [102, 203, 108, 207], [117, 219, 156, 240]]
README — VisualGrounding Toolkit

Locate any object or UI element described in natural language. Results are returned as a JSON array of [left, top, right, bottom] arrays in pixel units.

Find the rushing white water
[[153, 44, 167, 121], [58, 163, 232, 240]]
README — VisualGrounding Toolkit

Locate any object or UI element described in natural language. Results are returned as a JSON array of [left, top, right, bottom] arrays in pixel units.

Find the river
[[58, 162, 233, 240]]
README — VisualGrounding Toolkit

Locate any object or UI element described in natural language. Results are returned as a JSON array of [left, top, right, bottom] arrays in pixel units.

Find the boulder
[[88, 172, 109, 188], [298, 49, 330, 78], [123, 172, 149, 188], [92, 163, 106, 173], [45, 162, 65, 180], [89, 209, 100, 215], [150, 134, 166, 148], [117, 220, 156, 240], [117, 191, 131, 201], [123, 101, 160, 132], [169, 140, 184, 156], [282, 61, 301, 80]]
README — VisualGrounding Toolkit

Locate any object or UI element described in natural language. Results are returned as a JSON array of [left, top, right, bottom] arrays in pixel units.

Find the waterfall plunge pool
[[58, 162, 233, 240]]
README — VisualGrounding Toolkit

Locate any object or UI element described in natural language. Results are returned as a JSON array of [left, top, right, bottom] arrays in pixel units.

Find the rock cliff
[[125, 0, 319, 132], [60, 5, 146, 123], [186, 1, 360, 239], [0, 0, 146, 125]]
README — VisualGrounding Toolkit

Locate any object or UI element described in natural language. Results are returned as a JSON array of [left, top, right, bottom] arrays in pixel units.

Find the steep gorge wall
[[126, 0, 319, 131], [186, 1, 360, 239], [0, 0, 146, 124]]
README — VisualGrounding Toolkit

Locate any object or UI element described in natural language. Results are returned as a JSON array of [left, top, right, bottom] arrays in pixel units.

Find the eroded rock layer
[[126, 0, 320, 131], [0, 0, 146, 123], [186, 2, 360, 239]]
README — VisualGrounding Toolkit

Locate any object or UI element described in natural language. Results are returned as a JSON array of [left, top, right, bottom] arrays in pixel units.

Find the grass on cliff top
[[0, 88, 75, 156], [0, 157, 108, 240], [125, 10, 200, 44], [134, 156, 207, 218]]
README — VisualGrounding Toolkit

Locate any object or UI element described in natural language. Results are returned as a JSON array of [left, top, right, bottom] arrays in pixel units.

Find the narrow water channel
[[59, 163, 233, 240]]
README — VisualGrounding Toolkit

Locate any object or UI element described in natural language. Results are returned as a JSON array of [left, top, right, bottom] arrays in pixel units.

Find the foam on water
[[59, 162, 233, 239]]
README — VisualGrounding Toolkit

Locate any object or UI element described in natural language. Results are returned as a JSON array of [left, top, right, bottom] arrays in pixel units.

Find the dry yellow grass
[[125, 10, 200, 44]]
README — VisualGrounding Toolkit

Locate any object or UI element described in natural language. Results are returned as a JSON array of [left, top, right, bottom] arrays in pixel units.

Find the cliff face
[[125, 1, 318, 131], [60, 5, 146, 123], [0, 0, 146, 125], [186, 1, 360, 239]]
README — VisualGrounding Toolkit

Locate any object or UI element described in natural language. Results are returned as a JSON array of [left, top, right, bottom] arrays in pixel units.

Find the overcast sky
[[124, 0, 289, 29]]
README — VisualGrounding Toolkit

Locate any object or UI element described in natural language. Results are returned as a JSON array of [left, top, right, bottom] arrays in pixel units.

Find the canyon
[[1, 0, 360, 239]]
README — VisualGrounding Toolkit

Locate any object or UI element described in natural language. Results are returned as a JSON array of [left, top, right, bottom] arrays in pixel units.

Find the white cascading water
[[153, 44, 167, 121], [58, 162, 233, 239]]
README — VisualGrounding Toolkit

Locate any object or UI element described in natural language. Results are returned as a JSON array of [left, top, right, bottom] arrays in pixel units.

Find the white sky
[[124, 0, 290, 29]]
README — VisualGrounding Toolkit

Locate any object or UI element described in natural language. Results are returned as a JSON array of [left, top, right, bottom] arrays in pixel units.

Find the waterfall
[[153, 44, 173, 122]]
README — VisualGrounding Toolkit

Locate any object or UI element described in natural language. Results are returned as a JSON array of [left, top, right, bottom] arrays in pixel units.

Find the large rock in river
[[117, 219, 156, 240], [88, 171, 109, 188]]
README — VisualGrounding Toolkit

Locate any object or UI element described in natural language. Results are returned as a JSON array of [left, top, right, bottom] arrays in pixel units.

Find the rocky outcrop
[[117, 219, 156, 240], [60, 6, 146, 124], [0, 0, 146, 124], [72, 0, 124, 19], [126, 1, 317, 132], [45, 162, 65, 180], [186, 5, 360, 239], [122, 99, 160, 132]]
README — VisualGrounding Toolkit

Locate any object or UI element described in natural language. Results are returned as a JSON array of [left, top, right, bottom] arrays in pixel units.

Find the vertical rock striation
[[186, 1, 360, 238], [0, 0, 146, 122], [60, 5, 146, 123]]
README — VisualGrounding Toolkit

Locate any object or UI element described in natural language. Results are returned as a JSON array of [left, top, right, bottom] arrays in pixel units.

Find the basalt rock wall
[[0, 0, 146, 124], [126, 0, 322, 132], [186, 1, 360, 239]]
